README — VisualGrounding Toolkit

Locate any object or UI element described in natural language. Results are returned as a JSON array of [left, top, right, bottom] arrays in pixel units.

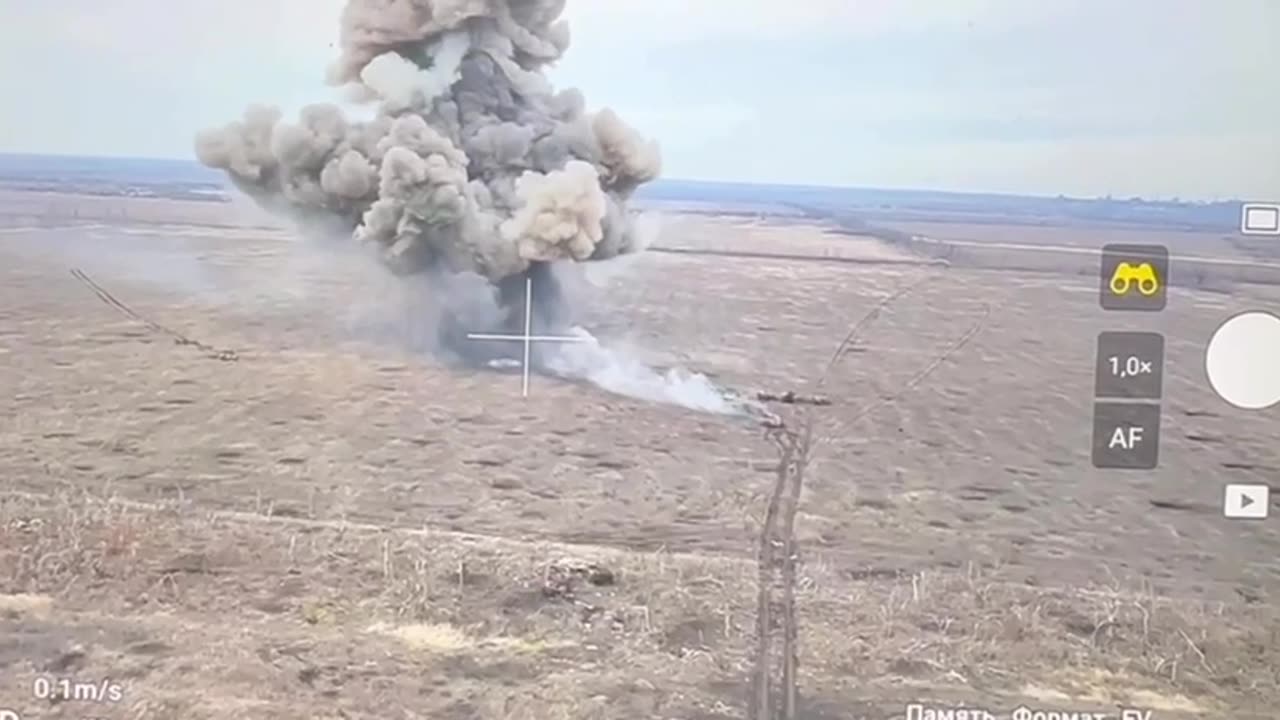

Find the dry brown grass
[[3, 193, 1280, 718], [2, 489, 1275, 718]]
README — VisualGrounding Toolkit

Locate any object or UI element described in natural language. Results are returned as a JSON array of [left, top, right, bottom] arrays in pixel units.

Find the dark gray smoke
[[194, 0, 760, 416], [194, 0, 660, 353]]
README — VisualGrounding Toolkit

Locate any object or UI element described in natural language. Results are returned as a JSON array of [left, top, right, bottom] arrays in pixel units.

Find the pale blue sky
[[2, 1, 1277, 199]]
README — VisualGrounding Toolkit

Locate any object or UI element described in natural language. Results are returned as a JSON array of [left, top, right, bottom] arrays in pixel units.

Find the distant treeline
[[639, 179, 1245, 233], [0, 153, 1249, 232]]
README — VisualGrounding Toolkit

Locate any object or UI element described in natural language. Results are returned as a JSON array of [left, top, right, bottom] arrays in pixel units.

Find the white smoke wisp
[[541, 327, 765, 417], [359, 33, 473, 113]]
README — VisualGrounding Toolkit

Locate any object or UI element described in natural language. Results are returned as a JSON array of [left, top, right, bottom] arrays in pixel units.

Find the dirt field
[[2, 192, 1279, 719]]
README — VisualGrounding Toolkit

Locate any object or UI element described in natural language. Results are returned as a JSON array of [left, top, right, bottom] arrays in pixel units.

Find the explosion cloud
[[195, 0, 756, 417], [195, 0, 661, 287]]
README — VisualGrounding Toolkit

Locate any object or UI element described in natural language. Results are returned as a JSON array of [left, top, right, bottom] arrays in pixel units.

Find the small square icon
[[1092, 402, 1161, 469], [1100, 244, 1168, 311], [1241, 203, 1280, 236], [1095, 332, 1164, 400], [1223, 484, 1269, 520]]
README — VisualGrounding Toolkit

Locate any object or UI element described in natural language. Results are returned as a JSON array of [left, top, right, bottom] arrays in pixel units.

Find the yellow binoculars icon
[[1109, 262, 1160, 297]]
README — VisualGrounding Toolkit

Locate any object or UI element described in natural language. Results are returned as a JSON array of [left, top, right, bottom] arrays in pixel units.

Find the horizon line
[[0, 150, 1250, 206]]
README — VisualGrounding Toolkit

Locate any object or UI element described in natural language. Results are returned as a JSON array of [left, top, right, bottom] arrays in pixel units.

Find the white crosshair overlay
[[466, 276, 589, 397]]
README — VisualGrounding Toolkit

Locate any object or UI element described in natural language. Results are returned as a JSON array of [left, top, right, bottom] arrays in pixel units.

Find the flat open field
[[2, 191, 1279, 719]]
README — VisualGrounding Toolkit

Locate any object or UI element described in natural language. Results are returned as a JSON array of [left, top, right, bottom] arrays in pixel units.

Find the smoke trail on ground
[[194, 0, 751, 415], [543, 327, 750, 415]]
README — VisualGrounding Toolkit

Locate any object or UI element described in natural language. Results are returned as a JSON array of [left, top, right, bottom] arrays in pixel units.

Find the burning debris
[[195, 0, 660, 353]]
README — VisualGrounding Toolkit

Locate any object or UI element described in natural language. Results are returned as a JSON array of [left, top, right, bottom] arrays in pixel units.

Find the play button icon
[[1224, 484, 1270, 519]]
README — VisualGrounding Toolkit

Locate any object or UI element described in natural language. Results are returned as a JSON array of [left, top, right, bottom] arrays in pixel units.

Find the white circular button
[[1205, 311, 1280, 410]]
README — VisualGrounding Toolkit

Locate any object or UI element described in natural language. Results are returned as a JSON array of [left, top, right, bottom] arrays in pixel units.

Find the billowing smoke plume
[[195, 0, 661, 284], [195, 0, 760, 417]]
